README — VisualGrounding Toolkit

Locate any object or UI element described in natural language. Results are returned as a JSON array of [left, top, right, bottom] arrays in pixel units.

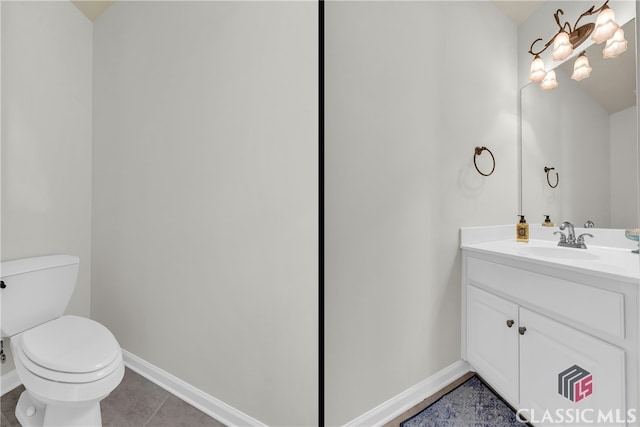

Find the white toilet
[[1, 255, 124, 427]]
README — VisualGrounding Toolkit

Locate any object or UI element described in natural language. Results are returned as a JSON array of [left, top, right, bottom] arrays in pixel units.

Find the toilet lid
[[21, 315, 120, 374], [16, 339, 122, 383]]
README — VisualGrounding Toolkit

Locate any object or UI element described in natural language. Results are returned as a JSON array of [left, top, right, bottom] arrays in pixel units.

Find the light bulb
[[571, 52, 592, 81], [529, 55, 547, 82], [602, 27, 628, 58], [540, 70, 558, 91], [552, 31, 573, 61], [592, 6, 619, 44]]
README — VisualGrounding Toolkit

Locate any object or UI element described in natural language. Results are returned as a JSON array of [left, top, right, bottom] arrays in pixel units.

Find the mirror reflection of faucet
[[556, 221, 593, 249]]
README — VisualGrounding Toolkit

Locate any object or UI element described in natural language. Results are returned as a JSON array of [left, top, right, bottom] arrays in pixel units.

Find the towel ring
[[474, 146, 495, 177], [544, 166, 559, 188]]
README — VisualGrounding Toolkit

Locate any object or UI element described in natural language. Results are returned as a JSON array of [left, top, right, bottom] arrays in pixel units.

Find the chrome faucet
[[555, 221, 593, 249], [559, 221, 576, 243]]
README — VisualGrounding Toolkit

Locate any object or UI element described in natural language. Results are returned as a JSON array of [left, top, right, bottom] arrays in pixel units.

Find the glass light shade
[[529, 55, 547, 82], [552, 31, 573, 61], [571, 53, 592, 81], [602, 28, 628, 58], [540, 70, 558, 91], [591, 6, 619, 44]]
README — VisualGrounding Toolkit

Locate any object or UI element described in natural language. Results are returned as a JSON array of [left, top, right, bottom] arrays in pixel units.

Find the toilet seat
[[16, 315, 122, 384]]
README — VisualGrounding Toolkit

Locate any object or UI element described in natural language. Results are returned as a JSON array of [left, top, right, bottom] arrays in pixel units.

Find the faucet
[[559, 221, 576, 243], [555, 221, 593, 249]]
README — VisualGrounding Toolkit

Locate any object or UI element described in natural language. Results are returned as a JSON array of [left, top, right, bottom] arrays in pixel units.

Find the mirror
[[521, 19, 637, 229]]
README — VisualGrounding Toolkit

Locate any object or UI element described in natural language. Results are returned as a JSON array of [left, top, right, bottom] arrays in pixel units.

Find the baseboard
[[122, 350, 266, 427], [2, 351, 266, 426], [344, 359, 472, 427], [0, 369, 22, 396]]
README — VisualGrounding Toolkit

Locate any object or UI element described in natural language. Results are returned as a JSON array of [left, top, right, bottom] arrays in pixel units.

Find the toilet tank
[[1, 255, 79, 337]]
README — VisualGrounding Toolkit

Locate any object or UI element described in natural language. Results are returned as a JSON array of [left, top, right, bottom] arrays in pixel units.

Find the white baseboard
[[0, 368, 22, 396], [1, 351, 266, 426], [4, 352, 469, 427], [344, 359, 472, 427], [122, 350, 266, 427]]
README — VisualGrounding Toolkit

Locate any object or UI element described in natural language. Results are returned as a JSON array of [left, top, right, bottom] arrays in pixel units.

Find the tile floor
[[1, 367, 226, 427]]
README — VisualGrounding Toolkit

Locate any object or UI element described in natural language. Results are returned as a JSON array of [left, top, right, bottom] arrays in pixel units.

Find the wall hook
[[544, 166, 559, 188], [474, 146, 495, 177]]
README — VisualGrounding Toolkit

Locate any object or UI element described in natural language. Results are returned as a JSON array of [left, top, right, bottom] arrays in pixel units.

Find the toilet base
[[16, 390, 102, 427]]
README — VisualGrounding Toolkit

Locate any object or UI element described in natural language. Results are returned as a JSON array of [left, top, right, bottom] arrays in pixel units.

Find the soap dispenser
[[517, 215, 529, 242], [542, 215, 554, 227]]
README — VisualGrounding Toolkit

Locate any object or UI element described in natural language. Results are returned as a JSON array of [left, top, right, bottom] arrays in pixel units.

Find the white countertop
[[460, 225, 640, 282]]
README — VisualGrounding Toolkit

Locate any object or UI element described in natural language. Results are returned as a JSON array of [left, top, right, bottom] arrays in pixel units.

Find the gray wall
[[91, 2, 317, 426], [324, 1, 518, 425], [610, 106, 639, 229], [521, 68, 611, 227], [0, 1, 93, 375]]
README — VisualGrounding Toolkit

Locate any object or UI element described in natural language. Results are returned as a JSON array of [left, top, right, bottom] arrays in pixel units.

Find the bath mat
[[400, 375, 523, 427]]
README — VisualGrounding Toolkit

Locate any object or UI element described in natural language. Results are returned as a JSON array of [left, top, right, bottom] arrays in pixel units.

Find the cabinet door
[[466, 285, 519, 404], [520, 308, 627, 426]]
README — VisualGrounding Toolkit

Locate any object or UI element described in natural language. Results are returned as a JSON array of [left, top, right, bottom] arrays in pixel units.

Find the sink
[[518, 246, 600, 261]]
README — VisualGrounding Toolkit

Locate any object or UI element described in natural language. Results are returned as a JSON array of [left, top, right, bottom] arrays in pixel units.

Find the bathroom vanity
[[461, 225, 640, 426]]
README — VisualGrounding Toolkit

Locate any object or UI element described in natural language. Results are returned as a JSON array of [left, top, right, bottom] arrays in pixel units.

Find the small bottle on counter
[[517, 215, 529, 243], [542, 215, 554, 227]]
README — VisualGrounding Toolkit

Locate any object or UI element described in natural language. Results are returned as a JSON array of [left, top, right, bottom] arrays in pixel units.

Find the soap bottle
[[517, 215, 529, 242], [542, 215, 554, 227]]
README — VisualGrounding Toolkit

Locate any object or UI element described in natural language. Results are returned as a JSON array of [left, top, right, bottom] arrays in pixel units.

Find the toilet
[[1, 255, 124, 427]]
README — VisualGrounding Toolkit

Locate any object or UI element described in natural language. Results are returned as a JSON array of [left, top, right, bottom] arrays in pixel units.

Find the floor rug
[[400, 375, 523, 427]]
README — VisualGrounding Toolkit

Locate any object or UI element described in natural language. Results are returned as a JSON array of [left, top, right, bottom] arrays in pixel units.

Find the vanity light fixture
[[571, 51, 592, 81], [552, 30, 573, 61], [528, 0, 626, 90], [591, 4, 619, 43], [529, 55, 547, 82], [602, 27, 628, 58], [540, 70, 559, 91]]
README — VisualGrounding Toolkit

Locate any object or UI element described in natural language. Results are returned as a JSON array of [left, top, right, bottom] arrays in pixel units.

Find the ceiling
[[71, 0, 115, 22], [559, 19, 636, 114], [490, 1, 545, 27]]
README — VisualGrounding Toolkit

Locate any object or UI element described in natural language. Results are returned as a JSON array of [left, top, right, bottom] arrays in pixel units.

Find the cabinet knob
[[506, 319, 514, 328], [519, 326, 527, 335]]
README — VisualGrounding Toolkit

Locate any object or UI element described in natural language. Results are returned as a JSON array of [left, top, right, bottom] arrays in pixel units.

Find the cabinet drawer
[[467, 257, 625, 341]]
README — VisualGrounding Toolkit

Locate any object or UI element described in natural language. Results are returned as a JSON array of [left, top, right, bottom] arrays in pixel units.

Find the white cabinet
[[463, 253, 636, 426], [520, 308, 626, 426], [466, 285, 519, 403]]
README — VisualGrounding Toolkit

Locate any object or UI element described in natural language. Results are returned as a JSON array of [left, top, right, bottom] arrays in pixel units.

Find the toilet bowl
[[1, 255, 124, 427], [11, 316, 125, 427]]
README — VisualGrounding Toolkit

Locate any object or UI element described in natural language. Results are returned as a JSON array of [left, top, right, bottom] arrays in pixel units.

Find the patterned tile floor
[[1, 367, 226, 427], [400, 376, 522, 427]]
